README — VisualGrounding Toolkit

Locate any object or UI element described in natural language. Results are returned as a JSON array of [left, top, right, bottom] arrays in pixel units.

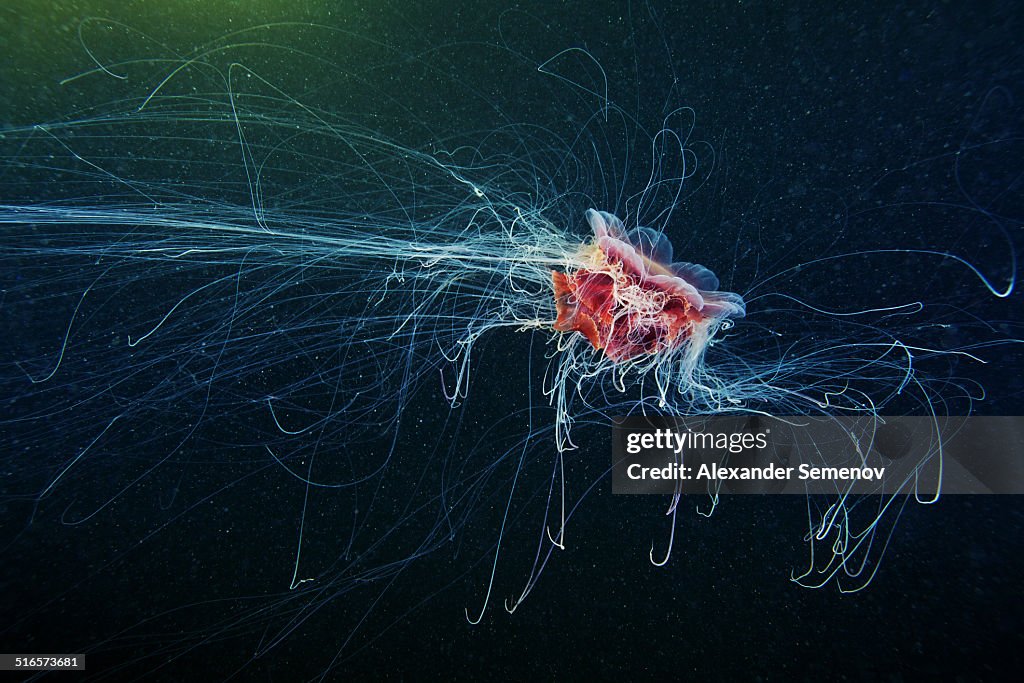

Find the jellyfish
[[0, 14, 1019, 681], [552, 208, 745, 364]]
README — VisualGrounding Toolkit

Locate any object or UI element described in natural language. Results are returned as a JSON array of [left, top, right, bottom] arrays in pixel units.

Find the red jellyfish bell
[[551, 209, 745, 363]]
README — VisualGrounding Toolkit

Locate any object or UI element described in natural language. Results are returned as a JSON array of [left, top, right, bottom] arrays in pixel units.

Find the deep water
[[1, 1, 1022, 680]]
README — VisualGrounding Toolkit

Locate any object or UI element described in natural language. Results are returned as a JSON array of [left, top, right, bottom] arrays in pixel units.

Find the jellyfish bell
[[552, 209, 745, 363]]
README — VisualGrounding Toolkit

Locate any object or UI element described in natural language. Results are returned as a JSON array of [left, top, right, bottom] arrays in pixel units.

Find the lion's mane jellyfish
[[552, 209, 745, 362]]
